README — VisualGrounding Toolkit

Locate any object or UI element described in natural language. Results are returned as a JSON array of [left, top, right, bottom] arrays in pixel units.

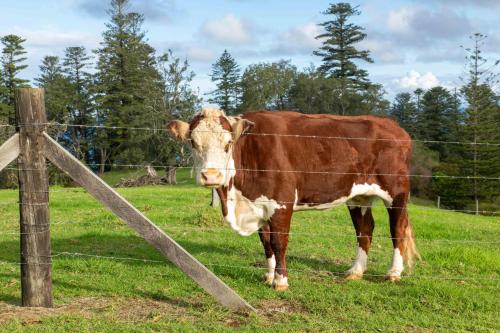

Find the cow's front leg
[[258, 224, 275, 285], [268, 207, 293, 291]]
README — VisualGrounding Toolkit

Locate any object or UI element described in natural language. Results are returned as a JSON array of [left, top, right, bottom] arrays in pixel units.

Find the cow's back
[[232, 111, 412, 203]]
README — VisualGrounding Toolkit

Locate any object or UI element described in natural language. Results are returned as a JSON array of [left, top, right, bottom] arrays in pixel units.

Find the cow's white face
[[190, 117, 234, 187], [167, 108, 254, 188]]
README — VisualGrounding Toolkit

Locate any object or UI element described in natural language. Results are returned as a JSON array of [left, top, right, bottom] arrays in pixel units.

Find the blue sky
[[1, 0, 499, 100]]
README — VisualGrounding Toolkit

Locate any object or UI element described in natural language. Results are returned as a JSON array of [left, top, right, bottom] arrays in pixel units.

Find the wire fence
[[0, 251, 498, 283], [14, 122, 500, 146], [1, 122, 499, 287], [5, 164, 500, 180], [0, 219, 499, 244]]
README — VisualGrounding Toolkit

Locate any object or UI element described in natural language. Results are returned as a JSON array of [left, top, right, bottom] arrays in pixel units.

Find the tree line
[[0, 1, 498, 211]]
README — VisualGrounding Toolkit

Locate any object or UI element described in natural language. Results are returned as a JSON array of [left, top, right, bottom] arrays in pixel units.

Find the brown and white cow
[[168, 107, 419, 290]]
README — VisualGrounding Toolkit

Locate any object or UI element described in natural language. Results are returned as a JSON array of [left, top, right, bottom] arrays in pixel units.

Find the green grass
[[0, 169, 498, 332]]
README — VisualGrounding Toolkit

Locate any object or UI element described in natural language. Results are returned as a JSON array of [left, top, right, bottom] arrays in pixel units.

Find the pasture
[[0, 169, 498, 332]]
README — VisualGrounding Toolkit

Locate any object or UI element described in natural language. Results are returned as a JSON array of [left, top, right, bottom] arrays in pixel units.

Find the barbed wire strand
[[3, 196, 499, 215], [13, 122, 500, 146], [0, 251, 498, 282], [0, 219, 498, 244], [6, 164, 500, 181]]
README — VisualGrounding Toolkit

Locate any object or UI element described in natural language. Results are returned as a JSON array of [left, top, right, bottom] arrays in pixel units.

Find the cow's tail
[[403, 222, 420, 269]]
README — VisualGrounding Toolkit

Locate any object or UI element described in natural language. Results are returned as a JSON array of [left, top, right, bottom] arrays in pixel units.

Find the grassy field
[[0, 169, 498, 332]]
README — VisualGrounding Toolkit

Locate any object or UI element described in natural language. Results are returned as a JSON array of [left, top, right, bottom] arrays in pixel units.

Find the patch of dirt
[[258, 298, 309, 317], [0, 296, 198, 325]]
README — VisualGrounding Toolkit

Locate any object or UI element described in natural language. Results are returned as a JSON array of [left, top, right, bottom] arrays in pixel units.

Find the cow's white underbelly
[[224, 182, 393, 236], [225, 186, 286, 236], [293, 183, 393, 214]]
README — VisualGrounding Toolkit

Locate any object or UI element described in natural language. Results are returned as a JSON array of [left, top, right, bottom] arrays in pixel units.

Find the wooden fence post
[[16, 88, 52, 307]]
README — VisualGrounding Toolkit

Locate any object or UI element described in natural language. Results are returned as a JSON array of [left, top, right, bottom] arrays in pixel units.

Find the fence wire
[[1, 124, 500, 288], [13, 122, 500, 146], [0, 251, 498, 283]]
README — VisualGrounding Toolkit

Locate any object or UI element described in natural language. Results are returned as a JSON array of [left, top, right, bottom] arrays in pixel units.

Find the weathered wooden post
[[16, 88, 52, 307]]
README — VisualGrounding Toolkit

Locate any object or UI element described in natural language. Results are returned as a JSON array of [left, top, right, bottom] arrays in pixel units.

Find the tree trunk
[[166, 166, 177, 185], [99, 148, 106, 175], [147, 165, 157, 177]]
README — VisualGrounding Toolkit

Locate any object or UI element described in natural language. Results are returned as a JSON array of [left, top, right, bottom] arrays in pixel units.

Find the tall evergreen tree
[[390, 92, 418, 136], [62, 46, 94, 162], [459, 33, 500, 206], [208, 50, 241, 115], [418, 86, 461, 159], [94, 0, 164, 168], [1, 34, 29, 125], [314, 3, 373, 88], [35, 56, 71, 124]]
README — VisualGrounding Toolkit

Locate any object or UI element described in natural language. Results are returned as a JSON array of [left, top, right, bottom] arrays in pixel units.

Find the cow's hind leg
[[386, 193, 419, 281], [346, 206, 375, 280], [269, 207, 293, 291], [258, 224, 275, 285]]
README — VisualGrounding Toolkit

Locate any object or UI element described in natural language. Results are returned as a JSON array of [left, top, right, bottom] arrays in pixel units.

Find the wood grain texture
[[0, 133, 20, 171], [42, 133, 254, 312], [16, 88, 53, 307]]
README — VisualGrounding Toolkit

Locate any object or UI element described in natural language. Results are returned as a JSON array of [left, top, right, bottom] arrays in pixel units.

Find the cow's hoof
[[273, 283, 289, 291], [344, 272, 363, 280], [272, 274, 288, 291], [263, 273, 274, 285], [385, 274, 401, 282]]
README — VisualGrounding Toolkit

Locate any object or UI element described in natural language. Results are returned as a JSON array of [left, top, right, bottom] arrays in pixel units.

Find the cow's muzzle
[[200, 168, 223, 187]]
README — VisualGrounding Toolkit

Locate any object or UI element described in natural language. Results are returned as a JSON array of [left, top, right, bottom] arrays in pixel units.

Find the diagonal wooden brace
[[0, 133, 20, 172], [42, 132, 255, 312]]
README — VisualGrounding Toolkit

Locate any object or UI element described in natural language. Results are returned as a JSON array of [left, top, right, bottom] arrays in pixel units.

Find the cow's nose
[[201, 168, 223, 186]]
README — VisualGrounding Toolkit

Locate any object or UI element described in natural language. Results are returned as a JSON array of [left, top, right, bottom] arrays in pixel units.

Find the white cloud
[[2, 27, 99, 49], [283, 22, 321, 49], [187, 46, 216, 62], [393, 70, 440, 90], [387, 7, 415, 34], [268, 22, 321, 56], [201, 14, 253, 44], [358, 38, 405, 64]]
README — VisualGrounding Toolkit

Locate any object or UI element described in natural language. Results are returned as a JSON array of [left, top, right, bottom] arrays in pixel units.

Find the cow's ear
[[167, 120, 190, 141], [232, 119, 255, 142]]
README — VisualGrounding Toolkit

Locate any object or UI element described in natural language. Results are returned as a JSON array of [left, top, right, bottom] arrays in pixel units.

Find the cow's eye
[[224, 140, 233, 152]]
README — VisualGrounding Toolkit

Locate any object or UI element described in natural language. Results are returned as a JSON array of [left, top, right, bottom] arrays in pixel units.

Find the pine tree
[[1, 34, 29, 125], [208, 50, 241, 115], [35, 56, 71, 124], [94, 0, 164, 168], [418, 87, 459, 160], [390, 92, 418, 136], [459, 33, 500, 207], [62, 46, 94, 162], [314, 3, 373, 88]]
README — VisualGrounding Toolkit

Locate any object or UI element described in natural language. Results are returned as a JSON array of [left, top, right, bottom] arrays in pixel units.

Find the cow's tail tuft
[[403, 222, 421, 269]]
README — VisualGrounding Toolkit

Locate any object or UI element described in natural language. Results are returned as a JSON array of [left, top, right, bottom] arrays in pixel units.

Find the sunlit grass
[[0, 169, 498, 332]]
